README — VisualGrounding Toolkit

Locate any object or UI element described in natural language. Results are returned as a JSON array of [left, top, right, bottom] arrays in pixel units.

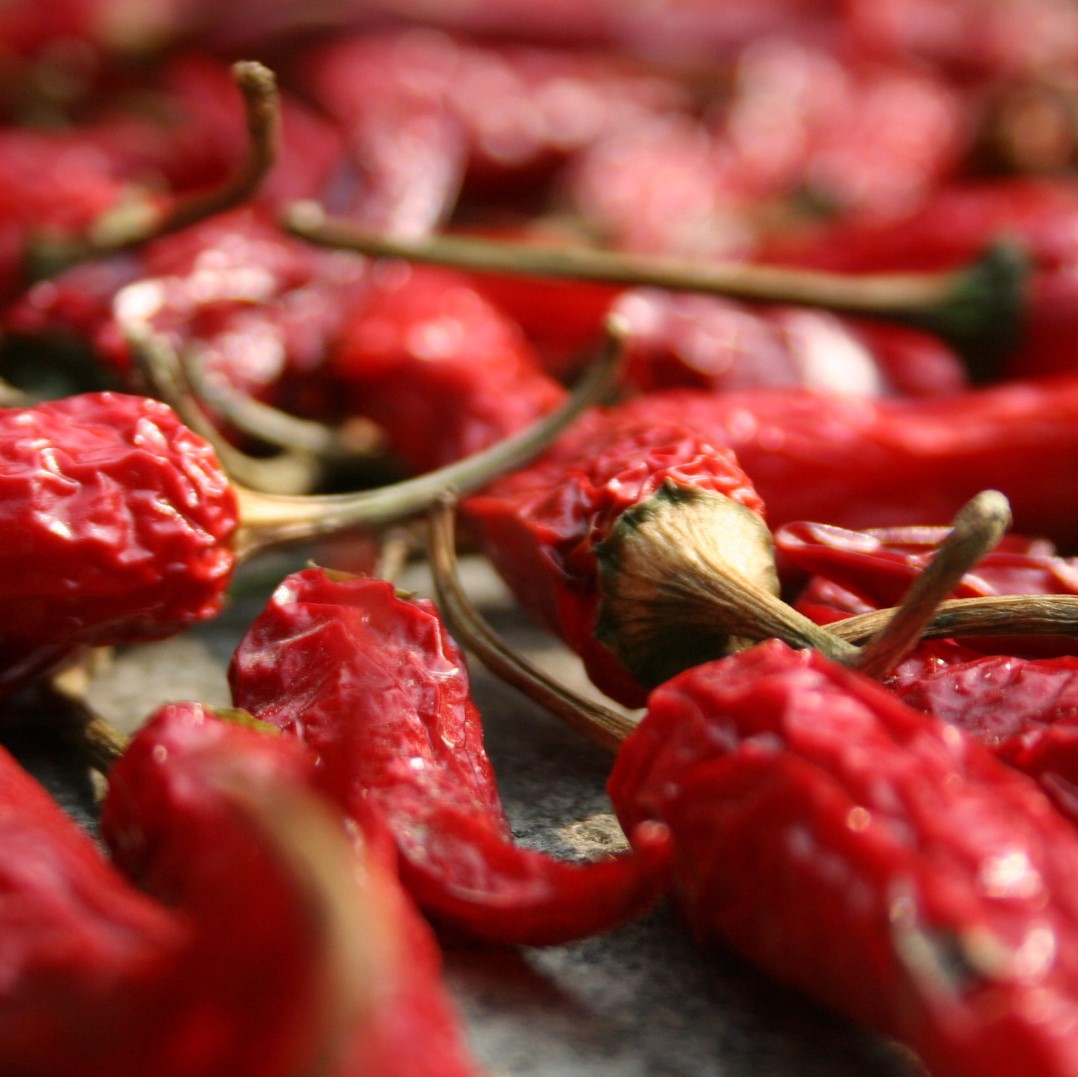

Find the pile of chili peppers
[[7, 1, 1078, 1074]]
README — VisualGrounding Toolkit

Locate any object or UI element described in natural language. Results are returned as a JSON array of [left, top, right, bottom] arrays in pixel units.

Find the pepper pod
[[461, 406, 854, 708], [228, 566, 672, 948], [0, 698, 482, 1076]]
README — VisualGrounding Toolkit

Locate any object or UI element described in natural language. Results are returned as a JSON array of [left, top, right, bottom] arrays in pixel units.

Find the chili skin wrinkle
[[227, 567, 672, 947], [0, 391, 238, 695], [608, 639, 1078, 1077]]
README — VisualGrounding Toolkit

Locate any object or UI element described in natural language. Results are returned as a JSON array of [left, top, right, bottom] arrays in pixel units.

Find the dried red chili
[[462, 412, 789, 707], [0, 370, 605, 697], [102, 699, 483, 1077], [323, 262, 567, 473], [610, 377, 1078, 550], [608, 638, 1078, 1077], [227, 566, 671, 946]]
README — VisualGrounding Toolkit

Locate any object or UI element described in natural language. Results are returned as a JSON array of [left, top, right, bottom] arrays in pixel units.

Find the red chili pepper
[[227, 566, 672, 946], [608, 638, 1078, 1077], [610, 377, 1078, 550], [102, 699, 483, 1077], [0, 737, 180, 1076], [616, 290, 967, 397], [0, 381, 581, 697], [463, 411, 774, 706], [324, 262, 567, 472], [0, 391, 237, 693], [777, 520, 1078, 638]]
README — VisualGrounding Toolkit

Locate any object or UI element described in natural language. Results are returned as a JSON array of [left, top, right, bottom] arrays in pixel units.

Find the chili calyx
[[284, 200, 1029, 378], [24, 61, 280, 288]]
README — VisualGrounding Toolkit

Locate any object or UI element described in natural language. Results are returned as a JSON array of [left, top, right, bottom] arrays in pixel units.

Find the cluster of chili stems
[[7, 48, 1078, 1077]]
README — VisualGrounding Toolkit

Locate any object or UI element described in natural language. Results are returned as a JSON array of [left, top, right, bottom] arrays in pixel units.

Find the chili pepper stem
[[26, 61, 280, 285], [284, 201, 1030, 377], [127, 323, 327, 495], [182, 351, 386, 461], [594, 480, 860, 690], [831, 593, 1078, 647], [231, 318, 627, 560], [853, 489, 1013, 678], [428, 496, 636, 753]]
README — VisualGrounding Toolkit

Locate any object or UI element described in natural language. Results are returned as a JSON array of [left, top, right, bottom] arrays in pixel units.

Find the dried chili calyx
[[594, 479, 858, 689]]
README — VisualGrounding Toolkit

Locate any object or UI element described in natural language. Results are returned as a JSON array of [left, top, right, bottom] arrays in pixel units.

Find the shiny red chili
[[227, 566, 671, 946], [102, 700, 483, 1077], [609, 638, 1078, 1077]]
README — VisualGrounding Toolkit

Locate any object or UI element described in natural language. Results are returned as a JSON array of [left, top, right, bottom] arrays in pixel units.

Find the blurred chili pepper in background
[[611, 376, 1078, 550], [608, 638, 1078, 1077], [228, 567, 671, 946]]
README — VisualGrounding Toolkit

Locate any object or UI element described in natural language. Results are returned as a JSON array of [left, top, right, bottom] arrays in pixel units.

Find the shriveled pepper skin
[[0, 392, 237, 693], [609, 639, 1078, 1077], [228, 568, 671, 946]]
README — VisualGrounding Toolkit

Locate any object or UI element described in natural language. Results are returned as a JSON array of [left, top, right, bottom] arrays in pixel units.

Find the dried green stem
[[284, 201, 1029, 376], [27, 61, 280, 283], [831, 594, 1078, 648], [428, 497, 636, 753], [126, 324, 325, 495], [184, 352, 386, 460], [853, 490, 1012, 678]]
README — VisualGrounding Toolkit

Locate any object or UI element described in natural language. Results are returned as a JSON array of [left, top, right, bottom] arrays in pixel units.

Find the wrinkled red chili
[[609, 638, 1078, 1077], [228, 566, 671, 946]]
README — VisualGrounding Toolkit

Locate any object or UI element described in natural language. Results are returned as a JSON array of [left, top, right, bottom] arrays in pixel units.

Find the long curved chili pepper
[[101, 699, 483, 1077], [608, 377, 1078, 550], [607, 638, 1078, 1077], [227, 566, 672, 947], [0, 344, 616, 697]]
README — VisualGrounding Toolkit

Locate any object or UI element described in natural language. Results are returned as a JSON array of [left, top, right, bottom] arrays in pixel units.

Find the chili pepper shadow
[[0, 682, 102, 836]]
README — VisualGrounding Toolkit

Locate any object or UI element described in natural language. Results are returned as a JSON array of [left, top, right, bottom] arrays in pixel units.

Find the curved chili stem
[[126, 324, 326, 496], [852, 489, 1013, 678], [428, 496, 636, 754], [27, 61, 280, 283], [831, 594, 1078, 647], [49, 664, 131, 774], [231, 317, 627, 560], [284, 201, 1029, 378], [183, 351, 386, 460]]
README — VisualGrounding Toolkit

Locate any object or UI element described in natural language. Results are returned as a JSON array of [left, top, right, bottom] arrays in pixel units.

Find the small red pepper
[[0, 380, 590, 697], [323, 262, 567, 473], [463, 411, 776, 706], [608, 638, 1078, 1077], [227, 566, 671, 946]]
